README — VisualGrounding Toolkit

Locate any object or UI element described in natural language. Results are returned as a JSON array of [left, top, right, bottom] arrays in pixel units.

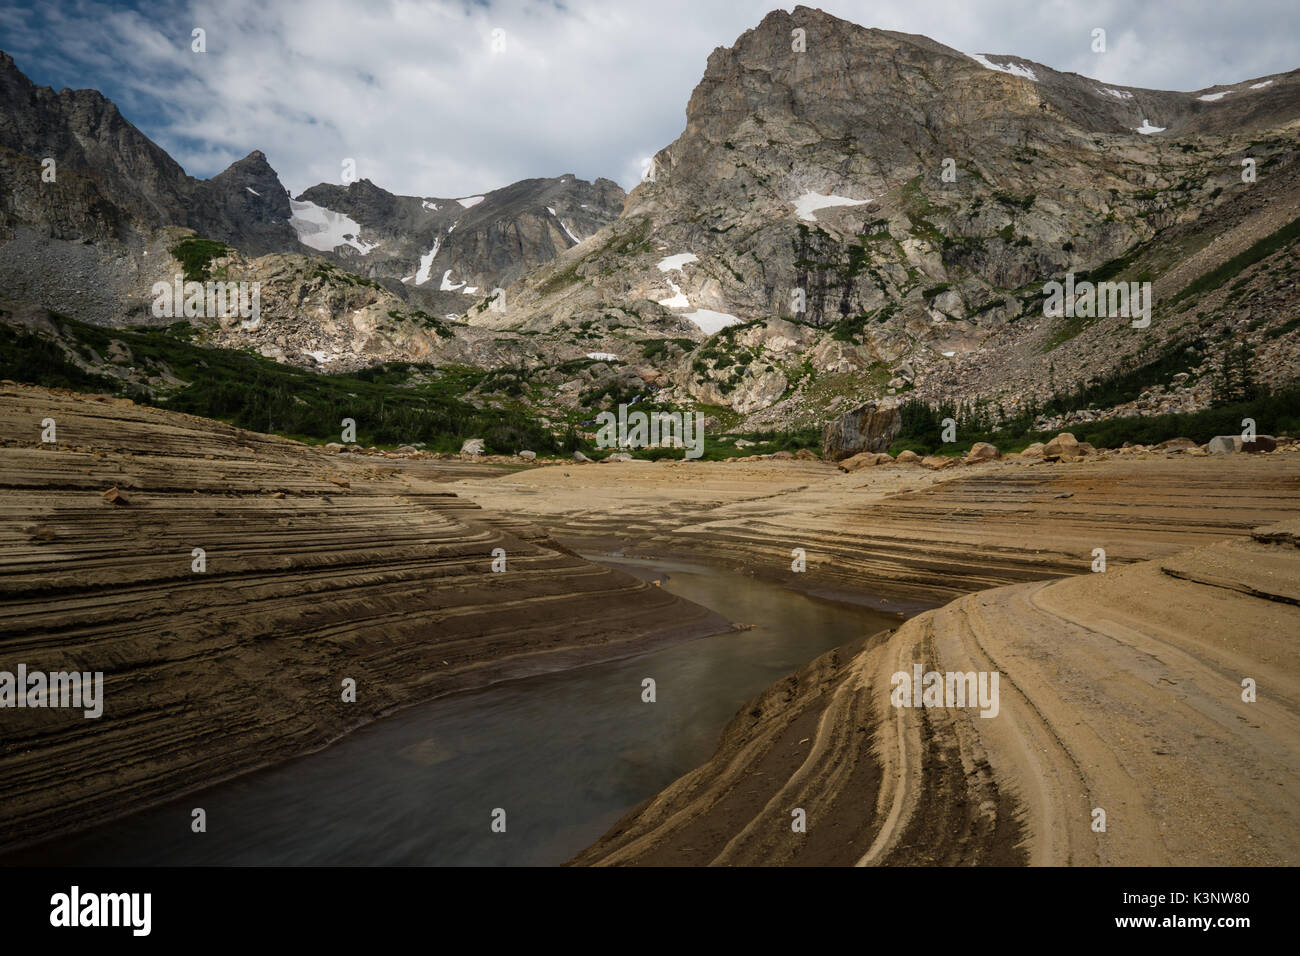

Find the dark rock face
[[0, 52, 296, 251], [190, 150, 297, 256], [822, 402, 902, 459], [0, 52, 188, 237]]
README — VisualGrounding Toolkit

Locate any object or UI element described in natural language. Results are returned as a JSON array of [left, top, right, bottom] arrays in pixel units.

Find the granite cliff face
[[0, 53, 297, 252], [481, 6, 1300, 426]]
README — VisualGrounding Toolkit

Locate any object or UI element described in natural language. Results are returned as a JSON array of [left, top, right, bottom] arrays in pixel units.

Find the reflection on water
[[5, 557, 899, 866]]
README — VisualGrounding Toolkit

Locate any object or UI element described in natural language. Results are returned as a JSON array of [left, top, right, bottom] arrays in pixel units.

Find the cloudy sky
[[2, 0, 1296, 198]]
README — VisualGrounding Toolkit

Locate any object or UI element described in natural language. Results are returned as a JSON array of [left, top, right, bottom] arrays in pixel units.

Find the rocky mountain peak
[[489, 7, 1300, 430], [190, 149, 297, 254]]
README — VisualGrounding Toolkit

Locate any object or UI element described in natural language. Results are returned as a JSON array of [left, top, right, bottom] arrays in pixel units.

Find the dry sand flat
[[572, 522, 1300, 866], [0, 384, 729, 852], [454, 452, 1300, 606]]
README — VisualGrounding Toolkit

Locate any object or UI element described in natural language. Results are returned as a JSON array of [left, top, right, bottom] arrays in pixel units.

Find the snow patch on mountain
[[289, 200, 379, 255], [414, 237, 441, 285], [685, 309, 741, 335], [792, 191, 868, 222], [658, 278, 691, 309], [457, 196, 484, 208], [966, 53, 1038, 82], [657, 253, 699, 272], [1135, 119, 1166, 134]]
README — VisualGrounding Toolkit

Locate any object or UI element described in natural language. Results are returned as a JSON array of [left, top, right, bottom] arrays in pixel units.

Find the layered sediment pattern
[[574, 522, 1300, 866], [0, 385, 726, 852], [456, 455, 1300, 605]]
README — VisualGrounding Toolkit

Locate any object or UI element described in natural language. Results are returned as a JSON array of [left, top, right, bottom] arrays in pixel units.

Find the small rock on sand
[[101, 486, 130, 506], [838, 452, 893, 472]]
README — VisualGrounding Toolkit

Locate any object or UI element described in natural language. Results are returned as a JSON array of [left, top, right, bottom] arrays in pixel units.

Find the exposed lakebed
[[6, 557, 899, 866]]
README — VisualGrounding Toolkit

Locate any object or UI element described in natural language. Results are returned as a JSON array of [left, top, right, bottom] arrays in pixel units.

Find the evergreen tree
[[1212, 343, 1260, 406]]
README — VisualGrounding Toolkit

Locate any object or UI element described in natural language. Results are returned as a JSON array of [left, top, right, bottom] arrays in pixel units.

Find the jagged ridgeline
[[1, 4, 1298, 449]]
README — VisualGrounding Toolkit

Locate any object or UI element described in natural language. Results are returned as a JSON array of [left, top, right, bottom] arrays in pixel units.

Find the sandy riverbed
[[450, 450, 1300, 865]]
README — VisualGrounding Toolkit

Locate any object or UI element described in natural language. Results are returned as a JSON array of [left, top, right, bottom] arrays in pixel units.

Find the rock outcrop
[[821, 401, 901, 460]]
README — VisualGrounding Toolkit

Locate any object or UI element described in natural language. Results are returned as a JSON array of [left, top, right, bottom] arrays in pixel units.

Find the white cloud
[[4, 0, 1297, 200]]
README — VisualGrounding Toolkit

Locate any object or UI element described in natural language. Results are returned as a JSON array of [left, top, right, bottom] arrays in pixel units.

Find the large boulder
[[1158, 437, 1198, 453], [964, 442, 1000, 463], [518, 450, 537, 461], [896, 449, 923, 465], [821, 401, 902, 461], [1207, 435, 1243, 455], [1020, 442, 1046, 459], [921, 455, 956, 471], [1043, 432, 1080, 460], [460, 438, 486, 456], [1243, 435, 1278, 453]]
